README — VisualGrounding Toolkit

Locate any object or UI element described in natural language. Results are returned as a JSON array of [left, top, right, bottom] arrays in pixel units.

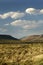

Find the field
[[0, 41, 43, 65]]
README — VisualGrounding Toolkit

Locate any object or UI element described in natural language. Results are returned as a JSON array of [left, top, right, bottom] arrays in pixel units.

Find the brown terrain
[[0, 34, 43, 65]]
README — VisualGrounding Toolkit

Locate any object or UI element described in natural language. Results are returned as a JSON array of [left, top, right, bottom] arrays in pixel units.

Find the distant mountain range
[[0, 34, 43, 42], [0, 35, 18, 40], [21, 34, 43, 42]]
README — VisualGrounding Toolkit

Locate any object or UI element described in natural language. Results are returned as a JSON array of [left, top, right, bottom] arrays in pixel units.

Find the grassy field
[[0, 42, 43, 65]]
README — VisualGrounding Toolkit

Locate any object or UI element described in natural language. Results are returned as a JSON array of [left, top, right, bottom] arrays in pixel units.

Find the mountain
[[21, 34, 43, 42], [0, 35, 18, 40]]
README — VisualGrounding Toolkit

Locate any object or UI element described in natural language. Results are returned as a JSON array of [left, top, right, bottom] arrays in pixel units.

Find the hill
[[0, 34, 43, 43], [0, 35, 18, 40], [21, 34, 43, 42]]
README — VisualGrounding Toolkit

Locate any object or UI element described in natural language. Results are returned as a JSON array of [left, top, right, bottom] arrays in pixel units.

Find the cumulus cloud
[[10, 20, 26, 26], [10, 19, 43, 29], [40, 9, 43, 14], [25, 8, 37, 14], [11, 12, 25, 19], [0, 12, 24, 19], [25, 8, 43, 15], [0, 12, 13, 19], [0, 8, 43, 19]]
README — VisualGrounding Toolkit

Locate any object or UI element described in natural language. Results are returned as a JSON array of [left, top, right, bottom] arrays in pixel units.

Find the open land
[[0, 41, 43, 65]]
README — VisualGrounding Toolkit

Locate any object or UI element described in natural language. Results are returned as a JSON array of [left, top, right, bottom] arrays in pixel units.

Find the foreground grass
[[0, 42, 43, 65]]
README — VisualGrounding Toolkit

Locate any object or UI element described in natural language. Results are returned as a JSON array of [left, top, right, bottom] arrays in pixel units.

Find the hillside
[[0, 35, 18, 40], [21, 34, 43, 42]]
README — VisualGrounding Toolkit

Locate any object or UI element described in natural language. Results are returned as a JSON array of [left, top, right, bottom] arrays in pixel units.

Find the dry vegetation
[[0, 41, 43, 65]]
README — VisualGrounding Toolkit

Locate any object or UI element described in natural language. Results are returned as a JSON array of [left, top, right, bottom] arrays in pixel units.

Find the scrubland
[[0, 41, 43, 65]]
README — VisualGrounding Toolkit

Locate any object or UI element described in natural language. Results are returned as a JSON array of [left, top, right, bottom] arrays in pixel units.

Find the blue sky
[[0, 0, 43, 38]]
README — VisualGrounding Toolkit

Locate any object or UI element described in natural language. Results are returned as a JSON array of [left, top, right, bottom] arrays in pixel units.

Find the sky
[[0, 0, 43, 38]]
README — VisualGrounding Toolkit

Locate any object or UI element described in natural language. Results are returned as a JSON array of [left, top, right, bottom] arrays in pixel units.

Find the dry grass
[[0, 42, 43, 65]]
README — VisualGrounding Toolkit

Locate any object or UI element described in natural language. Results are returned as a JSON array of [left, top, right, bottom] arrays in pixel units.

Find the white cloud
[[0, 12, 24, 19], [0, 12, 13, 19], [10, 20, 26, 26], [11, 12, 25, 19], [40, 9, 43, 14], [25, 8, 43, 15], [23, 20, 43, 29], [23, 24, 37, 29], [10, 19, 43, 29], [0, 8, 43, 19], [25, 8, 36, 14]]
